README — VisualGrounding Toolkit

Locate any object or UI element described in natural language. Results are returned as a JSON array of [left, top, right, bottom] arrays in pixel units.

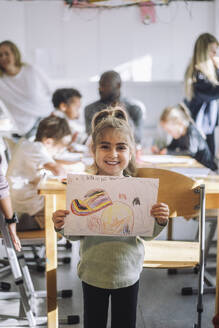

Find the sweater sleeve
[[54, 227, 83, 241], [166, 139, 191, 156], [140, 220, 166, 241], [166, 138, 180, 152], [0, 163, 9, 200], [194, 71, 219, 102]]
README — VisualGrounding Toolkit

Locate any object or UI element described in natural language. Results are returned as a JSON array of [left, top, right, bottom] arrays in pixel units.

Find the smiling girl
[[52, 107, 169, 328]]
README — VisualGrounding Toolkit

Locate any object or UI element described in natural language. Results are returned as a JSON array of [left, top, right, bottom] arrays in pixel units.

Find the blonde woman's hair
[[90, 106, 136, 176], [185, 33, 219, 100], [0, 40, 24, 76]]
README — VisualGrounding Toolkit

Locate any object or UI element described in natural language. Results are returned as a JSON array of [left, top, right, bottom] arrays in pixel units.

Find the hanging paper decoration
[[64, 0, 168, 8], [139, 1, 156, 25]]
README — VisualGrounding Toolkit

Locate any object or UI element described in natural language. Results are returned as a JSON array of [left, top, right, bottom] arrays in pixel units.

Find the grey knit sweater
[[60, 222, 165, 289]]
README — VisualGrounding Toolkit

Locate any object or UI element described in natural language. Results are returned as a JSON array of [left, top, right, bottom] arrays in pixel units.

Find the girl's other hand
[[151, 202, 169, 226], [52, 210, 69, 230]]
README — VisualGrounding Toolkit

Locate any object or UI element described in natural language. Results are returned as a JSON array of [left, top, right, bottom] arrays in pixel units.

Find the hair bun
[[92, 106, 128, 132]]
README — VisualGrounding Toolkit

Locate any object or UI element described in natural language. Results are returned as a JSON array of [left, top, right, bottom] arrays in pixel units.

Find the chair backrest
[[136, 167, 200, 218]]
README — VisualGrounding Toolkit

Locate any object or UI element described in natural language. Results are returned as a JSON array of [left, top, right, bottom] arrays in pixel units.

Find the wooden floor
[[0, 238, 215, 328]]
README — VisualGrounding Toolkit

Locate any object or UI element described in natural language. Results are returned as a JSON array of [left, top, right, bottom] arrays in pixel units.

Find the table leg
[[45, 194, 58, 328], [213, 212, 219, 327], [167, 218, 173, 240]]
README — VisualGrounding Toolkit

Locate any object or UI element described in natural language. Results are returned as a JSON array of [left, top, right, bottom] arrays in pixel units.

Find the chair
[[184, 210, 217, 296], [17, 231, 71, 271], [136, 167, 205, 328], [0, 215, 79, 327]]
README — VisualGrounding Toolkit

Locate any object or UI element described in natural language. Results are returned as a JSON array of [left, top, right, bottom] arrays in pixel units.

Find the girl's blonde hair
[[90, 106, 136, 176], [161, 103, 206, 139], [185, 33, 219, 100], [0, 40, 24, 76], [160, 103, 193, 127]]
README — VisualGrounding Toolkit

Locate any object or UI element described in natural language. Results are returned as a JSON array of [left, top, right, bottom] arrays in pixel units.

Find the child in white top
[[52, 107, 169, 328], [7, 116, 71, 230]]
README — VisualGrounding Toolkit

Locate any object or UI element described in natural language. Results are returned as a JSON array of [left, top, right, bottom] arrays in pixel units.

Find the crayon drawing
[[64, 174, 159, 237]]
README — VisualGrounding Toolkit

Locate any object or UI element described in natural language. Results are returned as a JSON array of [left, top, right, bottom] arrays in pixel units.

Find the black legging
[[206, 132, 215, 156], [82, 280, 139, 328]]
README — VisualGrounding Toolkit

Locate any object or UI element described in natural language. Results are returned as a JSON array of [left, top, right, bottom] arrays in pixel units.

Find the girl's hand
[[151, 202, 169, 226], [151, 145, 160, 154], [8, 223, 21, 252], [159, 148, 167, 155], [52, 210, 69, 230]]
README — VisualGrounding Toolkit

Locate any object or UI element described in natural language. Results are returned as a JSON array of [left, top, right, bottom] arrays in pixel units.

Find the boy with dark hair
[[52, 88, 82, 121], [52, 88, 87, 147]]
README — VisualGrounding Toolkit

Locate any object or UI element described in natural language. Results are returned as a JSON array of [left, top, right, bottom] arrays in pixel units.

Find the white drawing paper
[[64, 174, 159, 237]]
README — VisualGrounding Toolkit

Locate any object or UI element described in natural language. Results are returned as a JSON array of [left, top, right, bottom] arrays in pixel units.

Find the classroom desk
[[39, 179, 66, 328], [38, 172, 219, 328], [204, 175, 219, 328]]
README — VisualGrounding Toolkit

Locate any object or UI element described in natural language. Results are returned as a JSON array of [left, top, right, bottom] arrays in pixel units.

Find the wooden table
[[203, 175, 219, 327], [39, 173, 219, 328], [39, 179, 66, 328]]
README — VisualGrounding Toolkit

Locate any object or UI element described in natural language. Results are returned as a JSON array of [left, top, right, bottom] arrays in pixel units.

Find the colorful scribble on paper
[[71, 189, 112, 216]]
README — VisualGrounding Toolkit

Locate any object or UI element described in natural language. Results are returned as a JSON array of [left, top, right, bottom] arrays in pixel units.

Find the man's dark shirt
[[84, 97, 145, 144]]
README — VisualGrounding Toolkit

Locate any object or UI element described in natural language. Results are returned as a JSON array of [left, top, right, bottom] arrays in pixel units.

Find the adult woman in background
[[0, 40, 53, 139], [184, 33, 219, 156]]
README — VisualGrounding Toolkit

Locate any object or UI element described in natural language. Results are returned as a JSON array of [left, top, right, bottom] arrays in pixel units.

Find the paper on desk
[[54, 151, 82, 162], [140, 155, 194, 164], [81, 156, 94, 166], [170, 167, 210, 177], [64, 174, 159, 237]]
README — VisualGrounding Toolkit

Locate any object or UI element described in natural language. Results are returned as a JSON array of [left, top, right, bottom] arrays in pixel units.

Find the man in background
[[84, 70, 146, 145]]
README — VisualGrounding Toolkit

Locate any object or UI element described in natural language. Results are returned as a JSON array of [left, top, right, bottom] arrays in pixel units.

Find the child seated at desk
[[52, 88, 87, 150], [152, 103, 218, 171], [7, 116, 72, 231]]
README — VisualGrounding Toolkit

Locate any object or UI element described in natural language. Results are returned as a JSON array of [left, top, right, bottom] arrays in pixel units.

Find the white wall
[[0, 0, 217, 81], [0, 0, 217, 124]]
